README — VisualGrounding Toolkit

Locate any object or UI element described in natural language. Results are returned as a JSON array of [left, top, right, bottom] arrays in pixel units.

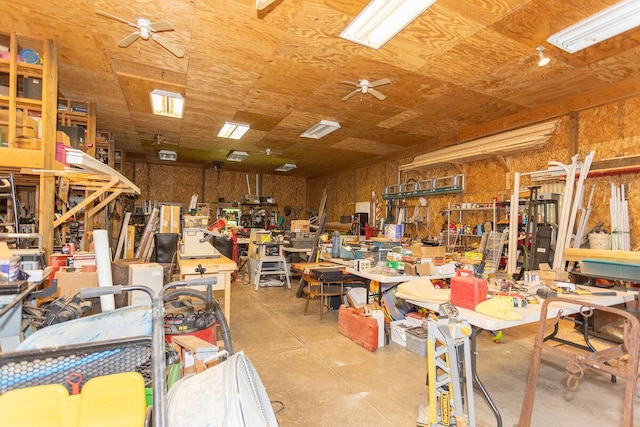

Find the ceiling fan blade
[[368, 88, 387, 101], [342, 89, 360, 101], [149, 20, 175, 32], [118, 32, 141, 48], [341, 81, 358, 86], [96, 10, 137, 27], [152, 34, 184, 58], [369, 78, 391, 87], [163, 140, 179, 146]]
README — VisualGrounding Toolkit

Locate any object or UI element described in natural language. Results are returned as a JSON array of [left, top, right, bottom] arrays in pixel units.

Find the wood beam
[[88, 189, 122, 217], [568, 111, 578, 157], [53, 176, 118, 228]]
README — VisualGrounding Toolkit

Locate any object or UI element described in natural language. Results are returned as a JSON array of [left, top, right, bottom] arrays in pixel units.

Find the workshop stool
[[303, 275, 347, 322]]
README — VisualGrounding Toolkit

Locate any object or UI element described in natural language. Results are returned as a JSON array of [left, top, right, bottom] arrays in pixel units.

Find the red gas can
[[450, 269, 488, 310]]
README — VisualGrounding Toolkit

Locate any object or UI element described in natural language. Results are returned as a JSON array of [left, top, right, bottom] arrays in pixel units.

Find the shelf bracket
[[496, 155, 511, 172], [451, 163, 464, 174]]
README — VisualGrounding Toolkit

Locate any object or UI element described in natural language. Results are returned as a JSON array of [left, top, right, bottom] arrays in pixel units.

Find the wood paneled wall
[[124, 162, 307, 224]]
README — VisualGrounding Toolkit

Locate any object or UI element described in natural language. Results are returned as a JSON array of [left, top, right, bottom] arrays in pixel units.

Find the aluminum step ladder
[[0, 174, 20, 247], [421, 303, 475, 427]]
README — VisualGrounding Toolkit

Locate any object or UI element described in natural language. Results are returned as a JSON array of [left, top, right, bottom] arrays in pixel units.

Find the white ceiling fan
[[258, 148, 281, 156], [96, 10, 184, 58], [341, 78, 391, 101], [151, 133, 179, 146]]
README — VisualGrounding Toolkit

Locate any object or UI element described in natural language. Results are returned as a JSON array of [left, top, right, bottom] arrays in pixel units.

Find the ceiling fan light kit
[[536, 46, 550, 67], [218, 122, 250, 139], [300, 120, 341, 139], [150, 89, 184, 118], [340, 0, 437, 49], [341, 78, 390, 101], [96, 10, 184, 57], [547, 0, 640, 53]]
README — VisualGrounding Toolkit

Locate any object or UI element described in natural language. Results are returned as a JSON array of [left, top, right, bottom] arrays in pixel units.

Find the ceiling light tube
[[218, 122, 250, 139], [275, 163, 297, 172], [226, 150, 249, 162], [340, 0, 438, 49], [547, 0, 640, 53], [300, 120, 341, 139], [150, 89, 184, 118]]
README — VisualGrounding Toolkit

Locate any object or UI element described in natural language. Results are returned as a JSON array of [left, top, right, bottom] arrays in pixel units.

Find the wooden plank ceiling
[[2, 0, 640, 178]]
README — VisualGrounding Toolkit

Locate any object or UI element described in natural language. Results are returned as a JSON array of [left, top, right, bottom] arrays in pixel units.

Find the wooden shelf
[[0, 32, 58, 255]]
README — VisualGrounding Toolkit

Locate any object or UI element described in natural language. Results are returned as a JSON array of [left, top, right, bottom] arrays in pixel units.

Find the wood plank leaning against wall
[[308, 96, 640, 249]]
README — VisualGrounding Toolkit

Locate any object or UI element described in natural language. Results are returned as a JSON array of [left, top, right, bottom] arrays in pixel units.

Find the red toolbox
[[338, 305, 378, 352], [450, 269, 488, 310]]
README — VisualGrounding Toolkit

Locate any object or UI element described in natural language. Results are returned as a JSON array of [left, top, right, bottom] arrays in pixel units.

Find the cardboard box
[[291, 220, 310, 233], [183, 215, 208, 229], [405, 261, 434, 277], [0, 109, 39, 143], [72, 253, 96, 268], [411, 244, 446, 265], [54, 270, 98, 298]]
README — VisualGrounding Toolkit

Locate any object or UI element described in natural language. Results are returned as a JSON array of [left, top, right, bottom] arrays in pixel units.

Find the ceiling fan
[[341, 78, 391, 101], [96, 10, 184, 58], [151, 133, 179, 146], [258, 148, 281, 156]]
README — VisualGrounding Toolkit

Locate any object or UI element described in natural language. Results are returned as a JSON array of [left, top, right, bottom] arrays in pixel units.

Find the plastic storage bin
[[405, 326, 428, 357]]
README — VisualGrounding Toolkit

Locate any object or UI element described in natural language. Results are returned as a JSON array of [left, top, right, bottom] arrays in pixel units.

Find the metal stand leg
[[470, 327, 502, 427]]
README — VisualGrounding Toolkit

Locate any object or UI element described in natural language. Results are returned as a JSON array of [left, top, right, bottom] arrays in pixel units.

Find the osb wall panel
[[307, 177, 328, 217], [132, 162, 149, 199], [123, 165, 306, 222], [147, 165, 202, 206]]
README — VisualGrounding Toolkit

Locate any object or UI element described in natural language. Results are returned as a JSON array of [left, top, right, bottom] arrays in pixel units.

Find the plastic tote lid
[[20, 48, 40, 64]]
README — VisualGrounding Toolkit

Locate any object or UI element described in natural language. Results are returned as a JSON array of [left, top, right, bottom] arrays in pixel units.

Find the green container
[[145, 388, 153, 407]]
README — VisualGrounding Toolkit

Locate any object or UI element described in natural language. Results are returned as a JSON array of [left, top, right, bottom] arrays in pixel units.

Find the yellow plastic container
[[0, 372, 147, 427]]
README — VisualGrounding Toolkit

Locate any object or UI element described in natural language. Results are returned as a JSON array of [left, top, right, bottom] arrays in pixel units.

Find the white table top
[[345, 267, 418, 284], [404, 286, 635, 331]]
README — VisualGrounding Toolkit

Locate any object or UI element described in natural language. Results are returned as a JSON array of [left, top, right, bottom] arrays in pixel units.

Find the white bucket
[[588, 233, 610, 250]]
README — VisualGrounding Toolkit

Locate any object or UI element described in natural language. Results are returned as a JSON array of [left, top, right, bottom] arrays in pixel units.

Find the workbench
[[402, 286, 636, 426], [176, 252, 236, 323]]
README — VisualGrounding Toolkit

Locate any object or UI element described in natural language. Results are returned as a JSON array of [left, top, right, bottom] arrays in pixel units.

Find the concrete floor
[[226, 274, 639, 427]]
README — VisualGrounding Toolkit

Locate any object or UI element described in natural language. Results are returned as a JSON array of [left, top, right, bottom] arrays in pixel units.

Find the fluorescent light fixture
[[275, 163, 297, 172], [150, 89, 184, 118], [536, 46, 550, 66], [547, 0, 640, 53], [158, 150, 177, 161], [217, 122, 250, 139], [300, 120, 341, 139], [340, 0, 437, 49], [256, 0, 276, 10], [226, 150, 249, 162]]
